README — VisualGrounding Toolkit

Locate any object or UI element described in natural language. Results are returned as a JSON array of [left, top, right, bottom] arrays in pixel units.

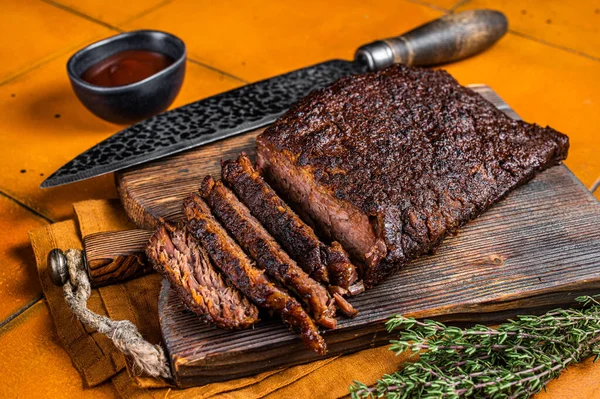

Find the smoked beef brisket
[[146, 223, 259, 329], [256, 64, 570, 287], [199, 176, 338, 329], [184, 193, 327, 354]]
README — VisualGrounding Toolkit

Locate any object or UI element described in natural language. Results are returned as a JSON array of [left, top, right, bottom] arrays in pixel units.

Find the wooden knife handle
[[83, 230, 154, 287], [355, 9, 508, 70]]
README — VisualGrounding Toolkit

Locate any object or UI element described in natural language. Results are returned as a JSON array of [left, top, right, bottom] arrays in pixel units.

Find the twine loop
[[62, 249, 171, 379]]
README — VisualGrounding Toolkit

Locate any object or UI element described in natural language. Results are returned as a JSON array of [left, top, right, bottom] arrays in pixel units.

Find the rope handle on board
[[48, 248, 172, 379]]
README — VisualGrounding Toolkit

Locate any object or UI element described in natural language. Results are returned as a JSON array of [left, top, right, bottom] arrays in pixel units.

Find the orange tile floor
[[1, 0, 599, 397]]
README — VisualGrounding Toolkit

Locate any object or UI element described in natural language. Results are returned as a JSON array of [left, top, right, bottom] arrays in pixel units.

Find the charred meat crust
[[146, 222, 259, 329], [221, 154, 359, 289], [323, 241, 359, 290], [183, 193, 327, 354], [257, 64, 570, 287], [200, 176, 337, 329]]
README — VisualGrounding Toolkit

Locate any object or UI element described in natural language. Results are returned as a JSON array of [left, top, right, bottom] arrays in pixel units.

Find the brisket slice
[[183, 193, 327, 354], [256, 64, 570, 287], [221, 154, 359, 289], [200, 176, 338, 328], [146, 223, 258, 329]]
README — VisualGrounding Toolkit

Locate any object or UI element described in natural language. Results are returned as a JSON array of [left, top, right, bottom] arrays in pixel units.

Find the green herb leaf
[[350, 296, 600, 398]]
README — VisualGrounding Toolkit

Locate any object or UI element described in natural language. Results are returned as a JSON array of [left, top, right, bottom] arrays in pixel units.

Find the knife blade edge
[[42, 59, 364, 188]]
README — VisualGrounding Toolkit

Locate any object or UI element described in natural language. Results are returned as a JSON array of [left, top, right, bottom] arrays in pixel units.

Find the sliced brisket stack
[[257, 64, 569, 287], [183, 193, 327, 354], [199, 176, 338, 329], [222, 154, 359, 290]]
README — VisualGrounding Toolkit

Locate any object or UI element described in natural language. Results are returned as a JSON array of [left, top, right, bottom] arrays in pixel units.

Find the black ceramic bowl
[[67, 30, 186, 124]]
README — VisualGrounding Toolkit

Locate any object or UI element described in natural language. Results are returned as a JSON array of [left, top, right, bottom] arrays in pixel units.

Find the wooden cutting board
[[114, 85, 600, 388]]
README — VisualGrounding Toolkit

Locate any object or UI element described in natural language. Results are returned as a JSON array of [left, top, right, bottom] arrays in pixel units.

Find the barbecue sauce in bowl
[[81, 50, 174, 87]]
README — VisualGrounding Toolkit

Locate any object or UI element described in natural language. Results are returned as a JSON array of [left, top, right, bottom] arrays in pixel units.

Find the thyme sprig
[[350, 296, 600, 399]]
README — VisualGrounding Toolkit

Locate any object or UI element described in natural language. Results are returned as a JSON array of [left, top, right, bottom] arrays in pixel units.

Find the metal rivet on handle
[[48, 248, 69, 286]]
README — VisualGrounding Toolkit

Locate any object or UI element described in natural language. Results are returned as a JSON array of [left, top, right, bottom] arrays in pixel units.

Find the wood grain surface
[[115, 86, 600, 387], [83, 230, 153, 286]]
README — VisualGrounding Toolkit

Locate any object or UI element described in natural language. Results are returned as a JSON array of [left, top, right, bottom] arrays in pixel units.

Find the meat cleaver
[[42, 9, 507, 188]]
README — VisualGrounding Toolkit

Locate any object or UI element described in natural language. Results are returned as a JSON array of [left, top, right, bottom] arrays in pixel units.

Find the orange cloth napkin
[[28, 199, 600, 398]]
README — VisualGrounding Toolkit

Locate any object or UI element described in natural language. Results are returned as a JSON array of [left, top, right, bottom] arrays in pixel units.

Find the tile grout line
[[401, 0, 600, 64], [402, 0, 449, 14], [0, 190, 54, 223], [0, 38, 91, 86], [0, 187, 50, 330], [118, 0, 174, 27], [41, 0, 249, 84], [42, 0, 121, 31], [187, 58, 249, 84], [450, 0, 470, 12], [590, 177, 600, 194], [508, 30, 600, 63], [0, 295, 44, 331]]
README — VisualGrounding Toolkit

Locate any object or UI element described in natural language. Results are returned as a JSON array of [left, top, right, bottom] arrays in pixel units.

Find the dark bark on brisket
[[221, 154, 359, 289], [324, 241, 359, 289], [146, 222, 258, 329], [199, 176, 337, 329], [256, 64, 570, 287], [183, 193, 327, 354]]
